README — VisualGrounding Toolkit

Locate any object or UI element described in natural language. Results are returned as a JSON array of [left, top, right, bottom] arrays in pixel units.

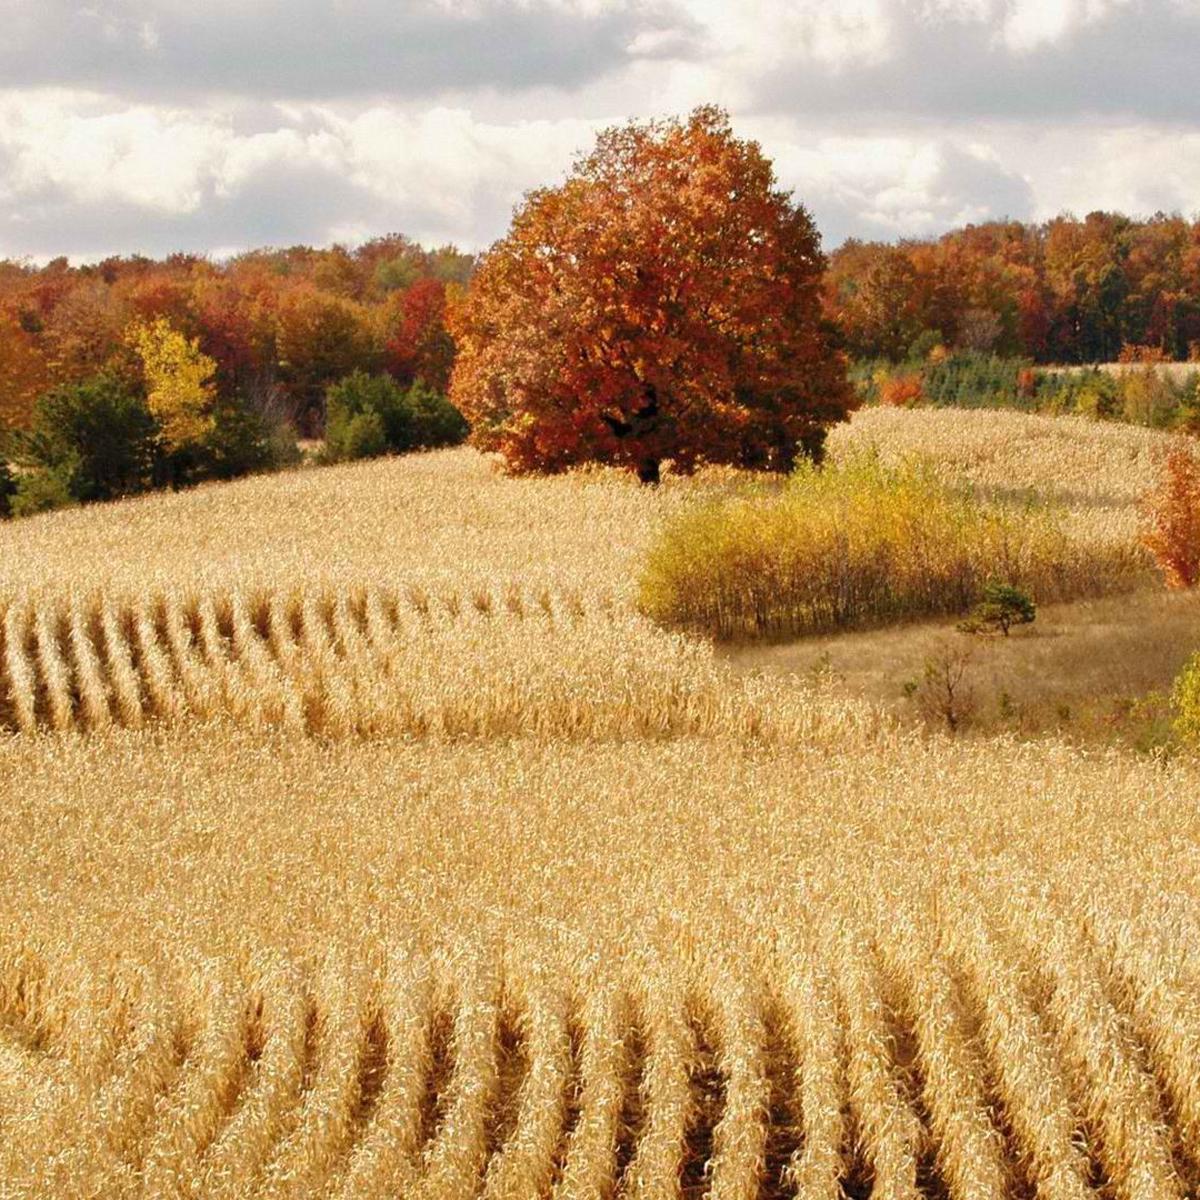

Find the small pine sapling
[[959, 582, 1036, 636]]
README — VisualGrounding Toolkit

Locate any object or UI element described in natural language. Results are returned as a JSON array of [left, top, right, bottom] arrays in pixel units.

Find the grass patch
[[639, 456, 1141, 641], [721, 588, 1200, 750]]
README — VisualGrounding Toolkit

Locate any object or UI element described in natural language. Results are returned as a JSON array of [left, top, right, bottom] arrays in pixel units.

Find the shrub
[[879, 373, 924, 408], [328, 372, 403, 455], [639, 456, 1128, 640], [198, 395, 302, 481], [850, 361, 889, 406], [1118, 343, 1168, 365], [11, 466, 77, 517], [1172, 653, 1200, 747], [906, 328, 944, 362], [3, 377, 301, 515], [1037, 364, 1195, 430], [264, 418, 305, 472], [1071, 373, 1122, 420], [958, 582, 1036, 636], [859, 354, 1043, 412], [13, 374, 157, 503], [324, 371, 467, 463], [406, 379, 469, 448], [1141, 445, 1200, 588], [1174, 377, 1200, 435], [915, 643, 976, 733], [330, 410, 388, 462], [1119, 364, 1176, 428], [325, 374, 395, 462], [0, 458, 15, 518], [921, 353, 1028, 410]]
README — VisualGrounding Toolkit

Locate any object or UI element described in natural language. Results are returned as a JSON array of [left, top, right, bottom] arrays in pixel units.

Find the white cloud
[[998, 0, 1135, 51], [0, 1, 1197, 260], [682, 0, 892, 71], [1001, 0, 1079, 50], [0, 92, 605, 258], [0, 93, 227, 213], [625, 26, 696, 57], [760, 129, 1034, 243], [212, 128, 333, 196], [1003, 125, 1200, 218]]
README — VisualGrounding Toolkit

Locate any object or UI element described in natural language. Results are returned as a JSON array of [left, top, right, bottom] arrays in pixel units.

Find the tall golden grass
[[638, 456, 1145, 640], [0, 408, 1197, 1196]]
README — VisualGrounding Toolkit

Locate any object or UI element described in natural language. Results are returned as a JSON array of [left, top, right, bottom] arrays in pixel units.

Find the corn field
[[827, 405, 1169, 548], [0, 582, 885, 743], [1, 410, 1198, 1197]]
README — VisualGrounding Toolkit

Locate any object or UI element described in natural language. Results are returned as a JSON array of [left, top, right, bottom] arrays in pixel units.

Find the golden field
[[2, 407, 1200, 1197]]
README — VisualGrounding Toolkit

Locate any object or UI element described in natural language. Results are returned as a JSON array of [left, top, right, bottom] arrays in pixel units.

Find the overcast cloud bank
[[1, 0, 1197, 260]]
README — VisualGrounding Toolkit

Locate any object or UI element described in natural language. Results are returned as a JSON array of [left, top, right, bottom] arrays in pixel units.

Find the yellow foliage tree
[[126, 317, 216, 451]]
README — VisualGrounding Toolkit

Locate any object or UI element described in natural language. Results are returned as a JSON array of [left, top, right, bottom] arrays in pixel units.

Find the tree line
[[0, 237, 474, 516], [0, 236, 473, 437], [826, 213, 1200, 364], [7, 213, 1200, 445]]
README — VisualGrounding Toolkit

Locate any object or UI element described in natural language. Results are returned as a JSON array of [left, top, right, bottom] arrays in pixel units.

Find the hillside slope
[[2, 409, 1199, 1196]]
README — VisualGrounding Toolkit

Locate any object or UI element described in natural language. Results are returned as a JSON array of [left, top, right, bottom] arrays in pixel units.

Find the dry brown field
[[1046, 361, 1199, 384], [1, 407, 1199, 1198]]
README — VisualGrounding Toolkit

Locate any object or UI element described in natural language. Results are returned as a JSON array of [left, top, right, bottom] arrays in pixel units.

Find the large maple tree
[[448, 106, 854, 482]]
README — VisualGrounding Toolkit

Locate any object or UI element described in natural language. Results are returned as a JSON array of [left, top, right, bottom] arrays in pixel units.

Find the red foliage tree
[[383, 277, 456, 392], [190, 268, 280, 399], [40, 279, 130, 383], [0, 238, 468, 435], [830, 243, 924, 361], [275, 285, 378, 433], [822, 212, 1200, 365], [879, 373, 924, 408], [448, 106, 854, 483]]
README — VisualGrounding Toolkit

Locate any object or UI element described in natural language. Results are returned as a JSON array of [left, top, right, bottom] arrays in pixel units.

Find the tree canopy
[[448, 106, 855, 482], [127, 317, 217, 452], [0, 237, 474, 437], [825, 212, 1200, 363]]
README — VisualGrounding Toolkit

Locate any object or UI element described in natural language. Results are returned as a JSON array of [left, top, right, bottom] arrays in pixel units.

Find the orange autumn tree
[[0, 310, 48, 431], [1142, 444, 1200, 588], [448, 106, 854, 483]]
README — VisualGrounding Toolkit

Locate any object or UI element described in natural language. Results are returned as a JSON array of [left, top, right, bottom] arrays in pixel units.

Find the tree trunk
[[637, 457, 661, 486], [799, 428, 827, 466]]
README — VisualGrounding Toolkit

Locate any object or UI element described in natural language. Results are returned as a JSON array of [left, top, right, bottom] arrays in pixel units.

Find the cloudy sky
[[1, 0, 1198, 262]]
